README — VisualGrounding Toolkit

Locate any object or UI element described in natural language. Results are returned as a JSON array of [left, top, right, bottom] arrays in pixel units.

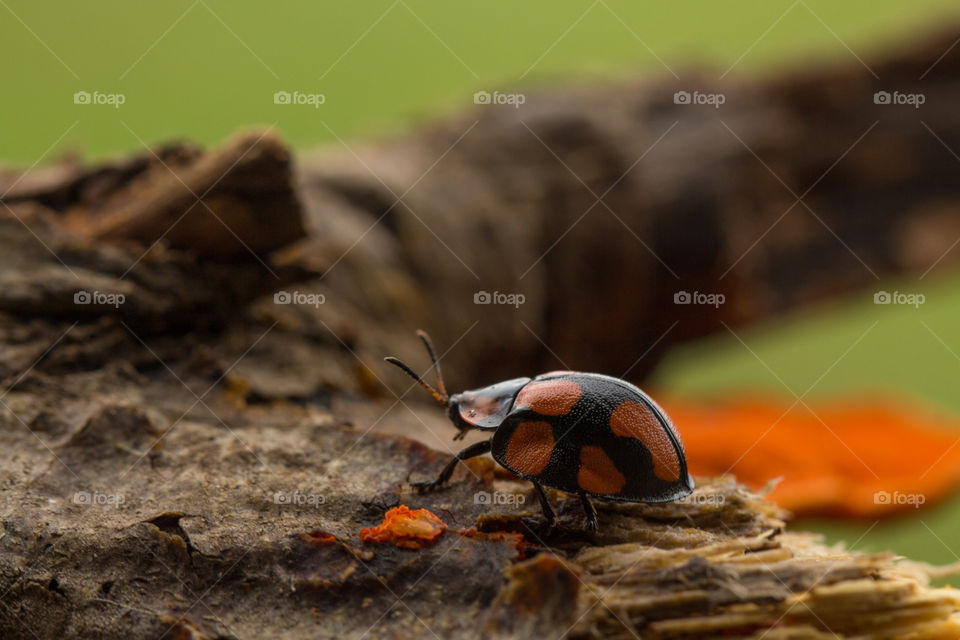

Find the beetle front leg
[[411, 440, 492, 492]]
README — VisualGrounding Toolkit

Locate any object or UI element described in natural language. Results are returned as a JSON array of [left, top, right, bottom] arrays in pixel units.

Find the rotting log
[[5, 29, 960, 390]]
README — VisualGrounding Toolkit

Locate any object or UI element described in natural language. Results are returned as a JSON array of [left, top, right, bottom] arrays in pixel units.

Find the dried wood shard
[[572, 526, 960, 639]]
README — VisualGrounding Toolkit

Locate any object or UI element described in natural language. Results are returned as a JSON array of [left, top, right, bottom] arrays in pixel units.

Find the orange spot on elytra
[[515, 380, 582, 416], [610, 401, 680, 482], [360, 506, 446, 549], [504, 421, 555, 476], [577, 446, 626, 495]]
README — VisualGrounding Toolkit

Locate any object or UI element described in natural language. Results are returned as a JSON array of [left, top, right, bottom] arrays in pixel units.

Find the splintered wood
[[566, 478, 960, 639]]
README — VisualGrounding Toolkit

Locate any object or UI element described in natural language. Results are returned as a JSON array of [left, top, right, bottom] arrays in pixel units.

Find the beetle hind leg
[[411, 440, 491, 493], [579, 492, 599, 532], [532, 481, 557, 528]]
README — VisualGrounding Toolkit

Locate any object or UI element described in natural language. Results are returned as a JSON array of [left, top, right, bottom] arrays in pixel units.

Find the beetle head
[[445, 378, 531, 439], [385, 331, 527, 441]]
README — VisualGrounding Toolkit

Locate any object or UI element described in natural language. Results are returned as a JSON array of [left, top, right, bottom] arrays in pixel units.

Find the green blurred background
[[3, 0, 959, 163], [4, 0, 960, 566]]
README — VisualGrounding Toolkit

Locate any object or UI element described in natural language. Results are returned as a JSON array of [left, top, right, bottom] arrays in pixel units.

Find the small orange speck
[[456, 528, 529, 557], [360, 506, 447, 549], [301, 530, 337, 546]]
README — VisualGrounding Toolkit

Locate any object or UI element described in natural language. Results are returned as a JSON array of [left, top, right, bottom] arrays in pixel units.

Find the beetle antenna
[[384, 356, 448, 406], [416, 330, 448, 400]]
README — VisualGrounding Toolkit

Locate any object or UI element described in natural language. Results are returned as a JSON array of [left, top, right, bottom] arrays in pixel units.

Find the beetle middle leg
[[579, 492, 599, 532], [411, 440, 492, 492], [532, 481, 557, 528]]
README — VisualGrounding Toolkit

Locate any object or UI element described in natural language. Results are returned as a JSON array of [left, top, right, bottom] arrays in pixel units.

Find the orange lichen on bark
[[660, 394, 960, 518], [359, 506, 447, 548]]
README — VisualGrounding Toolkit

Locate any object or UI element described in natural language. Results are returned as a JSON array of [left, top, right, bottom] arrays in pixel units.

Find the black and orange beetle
[[386, 331, 694, 531]]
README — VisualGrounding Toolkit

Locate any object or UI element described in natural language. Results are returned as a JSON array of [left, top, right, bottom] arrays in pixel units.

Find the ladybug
[[385, 331, 694, 531]]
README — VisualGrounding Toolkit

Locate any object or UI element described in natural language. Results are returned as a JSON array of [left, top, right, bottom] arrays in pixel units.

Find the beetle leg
[[579, 492, 599, 532], [411, 440, 492, 492], [532, 481, 557, 528]]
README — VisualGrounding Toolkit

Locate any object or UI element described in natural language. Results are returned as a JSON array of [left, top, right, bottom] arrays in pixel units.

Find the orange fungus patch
[[660, 394, 960, 518], [360, 506, 447, 549]]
